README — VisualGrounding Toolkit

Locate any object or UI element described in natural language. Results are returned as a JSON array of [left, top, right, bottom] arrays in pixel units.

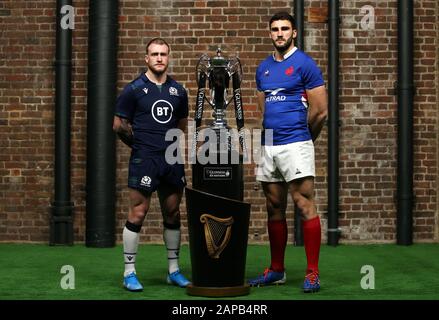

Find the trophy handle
[[228, 57, 243, 84], [232, 72, 244, 131], [195, 53, 210, 87], [196, 54, 215, 109], [227, 56, 248, 156], [195, 72, 206, 129], [224, 56, 243, 107]]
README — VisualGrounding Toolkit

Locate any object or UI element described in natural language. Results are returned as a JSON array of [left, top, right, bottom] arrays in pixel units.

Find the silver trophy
[[192, 48, 246, 160], [187, 50, 250, 298]]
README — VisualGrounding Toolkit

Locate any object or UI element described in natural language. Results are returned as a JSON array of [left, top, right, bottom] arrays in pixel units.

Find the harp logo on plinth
[[200, 213, 234, 259]]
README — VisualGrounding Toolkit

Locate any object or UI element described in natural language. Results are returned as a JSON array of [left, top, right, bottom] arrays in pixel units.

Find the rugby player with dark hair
[[249, 12, 328, 293]]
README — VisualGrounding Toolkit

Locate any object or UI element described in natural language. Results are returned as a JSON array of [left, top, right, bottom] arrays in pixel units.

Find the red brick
[[0, 0, 437, 244]]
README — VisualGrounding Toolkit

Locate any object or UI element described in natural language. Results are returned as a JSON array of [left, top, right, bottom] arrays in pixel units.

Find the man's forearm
[[115, 118, 133, 147], [309, 116, 326, 142], [305, 85, 328, 142], [117, 131, 133, 147], [308, 107, 328, 142]]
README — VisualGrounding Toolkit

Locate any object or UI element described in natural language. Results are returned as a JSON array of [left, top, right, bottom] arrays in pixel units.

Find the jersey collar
[[140, 72, 171, 85], [272, 46, 298, 62]]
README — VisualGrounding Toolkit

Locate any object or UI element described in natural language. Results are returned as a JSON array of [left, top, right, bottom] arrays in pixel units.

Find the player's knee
[[130, 203, 148, 223], [293, 192, 313, 217], [267, 195, 285, 211], [292, 191, 302, 205], [130, 213, 146, 224], [164, 209, 180, 226]]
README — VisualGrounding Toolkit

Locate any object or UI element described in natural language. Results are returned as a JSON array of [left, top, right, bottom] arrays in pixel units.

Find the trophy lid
[[212, 47, 228, 67]]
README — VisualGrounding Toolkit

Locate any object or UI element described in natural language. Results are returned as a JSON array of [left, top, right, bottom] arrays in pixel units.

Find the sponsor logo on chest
[[151, 100, 174, 124], [266, 95, 287, 102]]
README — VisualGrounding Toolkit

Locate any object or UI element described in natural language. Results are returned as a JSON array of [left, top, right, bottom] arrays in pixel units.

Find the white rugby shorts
[[256, 140, 315, 183]]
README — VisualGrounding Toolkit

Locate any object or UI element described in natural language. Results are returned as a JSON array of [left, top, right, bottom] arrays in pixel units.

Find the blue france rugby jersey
[[115, 73, 188, 152], [256, 47, 324, 145]]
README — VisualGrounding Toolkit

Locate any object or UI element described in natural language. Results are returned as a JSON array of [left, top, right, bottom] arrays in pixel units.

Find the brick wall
[[436, 0, 439, 243], [0, 0, 437, 244]]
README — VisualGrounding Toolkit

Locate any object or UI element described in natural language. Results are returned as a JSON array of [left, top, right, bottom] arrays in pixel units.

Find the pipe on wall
[[50, 0, 74, 246], [327, 0, 341, 246], [396, 0, 414, 245], [85, 0, 119, 247], [293, 0, 305, 246]]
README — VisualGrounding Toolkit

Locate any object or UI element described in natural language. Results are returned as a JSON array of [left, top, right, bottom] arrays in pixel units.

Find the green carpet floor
[[0, 243, 438, 300]]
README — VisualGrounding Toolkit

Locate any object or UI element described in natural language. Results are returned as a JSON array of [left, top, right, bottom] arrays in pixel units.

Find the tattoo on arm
[[116, 118, 133, 147]]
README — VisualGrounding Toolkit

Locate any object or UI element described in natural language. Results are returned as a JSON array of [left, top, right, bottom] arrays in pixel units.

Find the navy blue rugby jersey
[[256, 47, 324, 145], [115, 73, 188, 152]]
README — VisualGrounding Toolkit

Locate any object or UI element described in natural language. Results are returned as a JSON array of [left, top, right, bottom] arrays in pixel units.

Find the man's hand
[[177, 118, 188, 133], [113, 116, 133, 147], [306, 85, 328, 142]]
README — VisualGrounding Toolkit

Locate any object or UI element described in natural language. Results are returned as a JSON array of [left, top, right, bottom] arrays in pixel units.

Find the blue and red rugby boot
[[248, 267, 286, 287], [303, 270, 320, 293]]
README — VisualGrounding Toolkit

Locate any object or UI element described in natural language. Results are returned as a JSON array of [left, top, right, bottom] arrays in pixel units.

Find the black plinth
[[192, 153, 244, 201], [185, 187, 251, 297]]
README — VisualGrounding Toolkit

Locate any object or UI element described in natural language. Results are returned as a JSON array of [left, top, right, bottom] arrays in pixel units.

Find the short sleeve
[[301, 56, 325, 90], [114, 84, 136, 121]]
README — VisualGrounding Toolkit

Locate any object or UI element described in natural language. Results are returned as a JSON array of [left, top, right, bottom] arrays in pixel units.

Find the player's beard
[[273, 35, 294, 54], [148, 64, 168, 77]]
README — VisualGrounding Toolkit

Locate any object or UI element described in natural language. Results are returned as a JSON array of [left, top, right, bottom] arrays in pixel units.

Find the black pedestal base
[[187, 284, 250, 297], [185, 187, 251, 297]]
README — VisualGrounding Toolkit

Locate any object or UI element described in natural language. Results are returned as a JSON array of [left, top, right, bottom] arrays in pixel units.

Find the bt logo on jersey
[[157, 106, 170, 116], [152, 100, 174, 124]]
